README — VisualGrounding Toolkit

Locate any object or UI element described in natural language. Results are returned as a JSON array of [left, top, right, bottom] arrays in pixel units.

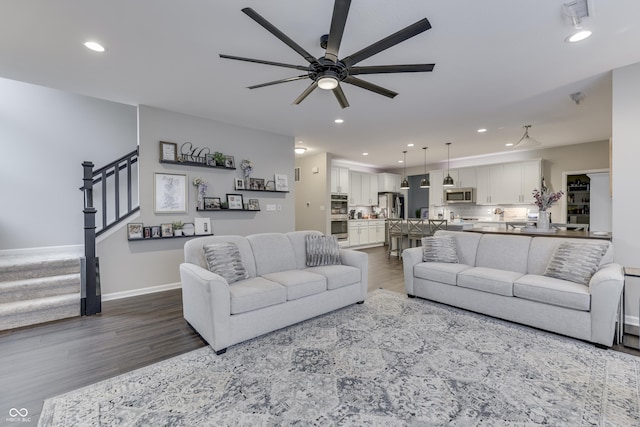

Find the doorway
[[561, 169, 611, 232]]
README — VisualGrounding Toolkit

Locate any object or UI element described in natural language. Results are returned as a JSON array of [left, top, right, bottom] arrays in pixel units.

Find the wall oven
[[330, 194, 349, 241]]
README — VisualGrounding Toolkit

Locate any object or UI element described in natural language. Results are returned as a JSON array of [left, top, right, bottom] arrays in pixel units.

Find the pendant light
[[443, 142, 455, 187], [507, 125, 541, 147], [400, 150, 410, 189], [420, 147, 430, 188]]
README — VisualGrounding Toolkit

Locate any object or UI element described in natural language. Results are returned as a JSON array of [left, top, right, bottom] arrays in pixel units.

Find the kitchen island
[[465, 227, 611, 240]]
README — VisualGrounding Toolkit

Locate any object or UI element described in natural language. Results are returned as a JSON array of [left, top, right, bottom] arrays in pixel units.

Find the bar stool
[[407, 218, 426, 247], [428, 219, 448, 235], [387, 219, 406, 259]]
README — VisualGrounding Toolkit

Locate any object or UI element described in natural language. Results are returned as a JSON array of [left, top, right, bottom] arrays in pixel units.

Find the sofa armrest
[[402, 247, 424, 296], [340, 249, 369, 301], [589, 263, 625, 347], [179, 262, 232, 351]]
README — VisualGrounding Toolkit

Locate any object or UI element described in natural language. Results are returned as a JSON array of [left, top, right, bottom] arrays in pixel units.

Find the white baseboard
[[625, 314, 639, 328], [102, 282, 181, 301]]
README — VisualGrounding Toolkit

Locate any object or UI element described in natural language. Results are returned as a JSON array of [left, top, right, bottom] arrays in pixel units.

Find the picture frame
[[154, 172, 187, 214], [275, 173, 289, 191], [226, 193, 244, 210], [249, 177, 265, 191], [143, 227, 152, 239], [194, 217, 211, 235], [151, 226, 162, 238], [127, 223, 143, 239], [234, 178, 245, 190], [205, 154, 216, 167], [265, 180, 275, 191], [224, 155, 235, 169], [182, 223, 195, 236], [204, 197, 221, 210], [248, 199, 260, 211], [161, 223, 174, 237], [159, 141, 178, 162]]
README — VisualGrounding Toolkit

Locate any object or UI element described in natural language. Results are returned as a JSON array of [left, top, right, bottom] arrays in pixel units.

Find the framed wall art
[[227, 193, 244, 210], [161, 223, 174, 237], [154, 172, 187, 213], [159, 141, 178, 162], [248, 199, 260, 211], [224, 155, 235, 169], [275, 174, 289, 191], [195, 217, 211, 235], [127, 223, 143, 239], [235, 178, 245, 190], [204, 197, 221, 210]]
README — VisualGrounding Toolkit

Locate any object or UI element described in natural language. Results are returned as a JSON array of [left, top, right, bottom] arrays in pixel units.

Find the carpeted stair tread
[[0, 293, 80, 330], [0, 273, 81, 303], [0, 253, 81, 281]]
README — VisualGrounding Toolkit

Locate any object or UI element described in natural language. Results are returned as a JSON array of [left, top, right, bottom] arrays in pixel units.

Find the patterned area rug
[[39, 290, 640, 426]]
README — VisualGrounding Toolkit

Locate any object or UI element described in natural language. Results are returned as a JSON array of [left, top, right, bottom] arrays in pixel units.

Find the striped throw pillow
[[306, 235, 342, 267], [421, 234, 459, 263], [203, 242, 249, 284], [544, 241, 609, 286]]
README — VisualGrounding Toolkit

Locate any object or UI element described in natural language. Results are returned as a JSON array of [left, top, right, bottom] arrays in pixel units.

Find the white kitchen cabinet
[[349, 171, 378, 205], [378, 173, 402, 193], [476, 160, 541, 205], [476, 165, 504, 204], [368, 174, 379, 205], [349, 220, 385, 246], [349, 171, 362, 205], [521, 160, 542, 204], [455, 167, 476, 188], [369, 220, 386, 244], [331, 166, 349, 195], [429, 170, 444, 206]]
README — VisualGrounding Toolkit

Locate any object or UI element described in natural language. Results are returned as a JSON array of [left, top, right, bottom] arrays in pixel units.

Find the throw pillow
[[306, 235, 342, 267], [422, 234, 459, 263], [544, 241, 609, 286], [203, 242, 249, 284]]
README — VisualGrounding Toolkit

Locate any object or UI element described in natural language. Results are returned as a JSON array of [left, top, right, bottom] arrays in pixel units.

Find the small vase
[[174, 230, 183, 237], [537, 210, 550, 230], [197, 185, 206, 210]]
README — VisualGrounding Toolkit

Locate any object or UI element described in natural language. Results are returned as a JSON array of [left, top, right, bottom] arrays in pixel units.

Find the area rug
[[39, 290, 640, 426]]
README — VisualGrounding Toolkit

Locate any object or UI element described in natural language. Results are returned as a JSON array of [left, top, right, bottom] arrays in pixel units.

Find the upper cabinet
[[378, 173, 402, 193], [349, 171, 378, 205], [476, 160, 541, 205], [429, 170, 444, 206], [331, 166, 349, 194]]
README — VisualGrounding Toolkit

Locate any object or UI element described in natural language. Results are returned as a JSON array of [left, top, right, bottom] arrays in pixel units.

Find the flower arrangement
[[240, 159, 253, 178], [532, 186, 563, 211], [193, 177, 208, 192]]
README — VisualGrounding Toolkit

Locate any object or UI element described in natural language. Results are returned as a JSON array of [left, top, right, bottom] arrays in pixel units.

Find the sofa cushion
[[306, 235, 342, 266], [286, 230, 324, 269], [435, 230, 482, 266], [514, 274, 591, 311], [228, 277, 287, 314], [414, 262, 472, 286], [203, 242, 249, 284], [475, 234, 531, 273], [421, 234, 459, 263], [184, 235, 257, 277], [307, 265, 361, 290], [247, 233, 297, 275], [262, 270, 327, 300], [457, 267, 523, 297], [544, 241, 609, 286], [528, 237, 613, 276]]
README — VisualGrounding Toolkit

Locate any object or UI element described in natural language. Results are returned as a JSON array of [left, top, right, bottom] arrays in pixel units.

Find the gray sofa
[[402, 230, 624, 347], [180, 230, 368, 354]]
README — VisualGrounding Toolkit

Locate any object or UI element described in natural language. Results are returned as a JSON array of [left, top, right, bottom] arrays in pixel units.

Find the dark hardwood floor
[[0, 245, 636, 426]]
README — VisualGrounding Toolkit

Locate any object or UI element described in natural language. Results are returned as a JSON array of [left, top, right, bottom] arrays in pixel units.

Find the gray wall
[[97, 105, 295, 296], [0, 77, 137, 250], [295, 152, 331, 234]]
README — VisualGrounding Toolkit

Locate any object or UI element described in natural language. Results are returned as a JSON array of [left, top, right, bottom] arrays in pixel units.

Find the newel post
[[81, 161, 101, 315]]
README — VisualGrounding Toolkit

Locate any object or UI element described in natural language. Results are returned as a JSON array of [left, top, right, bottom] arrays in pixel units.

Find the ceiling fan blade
[[343, 76, 398, 98], [248, 75, 310, 89], [342, 18, 432, 68], [219, 54, 310, 71], [324, 0, 351, 64], [332, 84, 350, 109], [242, 8, 319, 65], [349, 63, 435, 75], [292, 82, 319, 105]]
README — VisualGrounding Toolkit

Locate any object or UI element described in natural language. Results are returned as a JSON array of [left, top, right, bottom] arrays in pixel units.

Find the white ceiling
[[1, 0, 639, 169]]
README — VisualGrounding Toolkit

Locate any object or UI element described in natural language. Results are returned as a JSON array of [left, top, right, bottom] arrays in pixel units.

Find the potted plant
[[213, 152, 226, 166], [220, 201, 229, 209], [172, 221, 185, 236]]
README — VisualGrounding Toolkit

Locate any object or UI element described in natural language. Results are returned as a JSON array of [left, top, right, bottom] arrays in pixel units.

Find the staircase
[[0, 248, 82, 331]]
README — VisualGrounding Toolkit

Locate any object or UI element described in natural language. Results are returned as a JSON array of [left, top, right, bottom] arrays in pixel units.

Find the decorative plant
[[532, 184, 563, 211], [241, 159, 253, 178], [171, 221, 184, 230], [213, 152, 226, 165], [220, 201, 229, 209]]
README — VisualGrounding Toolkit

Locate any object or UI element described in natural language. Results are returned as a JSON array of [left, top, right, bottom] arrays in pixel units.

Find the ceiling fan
[[219, 0, 435, 109]]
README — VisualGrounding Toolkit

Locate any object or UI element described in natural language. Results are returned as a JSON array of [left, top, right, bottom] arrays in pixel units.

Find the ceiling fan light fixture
[[294, 147, 307, 154], [317, 76, 339, 90]]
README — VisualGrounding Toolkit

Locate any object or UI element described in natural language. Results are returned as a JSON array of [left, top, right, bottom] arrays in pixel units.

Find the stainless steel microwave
[[444, 188, 476, 204]]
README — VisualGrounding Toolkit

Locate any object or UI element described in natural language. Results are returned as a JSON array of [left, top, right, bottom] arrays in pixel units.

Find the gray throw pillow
[[203, 242, 249, 284], [422, 234, 459, 263], [306, 235, 342, 267], [544, 241, 609, 286]]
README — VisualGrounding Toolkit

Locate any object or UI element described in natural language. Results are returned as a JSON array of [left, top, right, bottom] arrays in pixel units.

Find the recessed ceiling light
[[505, 142, 514, 147], [477, 128, 487, 133], [398, 160, 404, 163], [566, 30, 592, 43], [84, 41, 106, 52], [362, 152, 368, 156], [407, 143, 414, 147], [294, 147, 307, 154], [334, 118, 344, 124]]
